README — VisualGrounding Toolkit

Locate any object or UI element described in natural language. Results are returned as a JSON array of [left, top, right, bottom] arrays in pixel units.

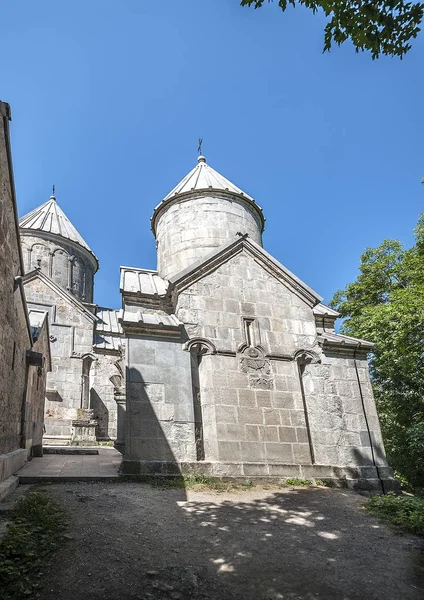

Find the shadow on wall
[[125, 367, 186, 487], [90, 389, 109, 440], [45, 390, 63, 403]]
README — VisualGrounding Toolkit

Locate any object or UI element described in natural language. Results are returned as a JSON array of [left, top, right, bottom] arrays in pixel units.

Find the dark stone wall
[[24, 316, 50, 457], [0, 101, 32, 455]]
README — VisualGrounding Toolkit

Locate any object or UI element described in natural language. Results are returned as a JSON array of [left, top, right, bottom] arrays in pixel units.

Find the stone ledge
[[121, 459, 399, 492], [0, 449, 27, 483], [0, 475, 19, 502]]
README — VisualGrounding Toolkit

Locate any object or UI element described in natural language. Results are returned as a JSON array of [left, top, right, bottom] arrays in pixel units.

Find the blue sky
[[3, 0, 423, 309]]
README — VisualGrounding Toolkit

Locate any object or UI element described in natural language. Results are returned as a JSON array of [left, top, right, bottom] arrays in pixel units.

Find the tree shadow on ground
[[39, 483, 424, 600]]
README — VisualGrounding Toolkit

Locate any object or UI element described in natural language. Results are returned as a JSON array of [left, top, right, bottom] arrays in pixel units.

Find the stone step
[[43, 447, 99, 455], [43, 436, 72, 446], [18, 475, 121, 484]]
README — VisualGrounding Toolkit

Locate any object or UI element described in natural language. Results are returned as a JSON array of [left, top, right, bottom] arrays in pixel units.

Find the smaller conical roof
[[19, 194, 95, 255], [163, 155, 254, 202]]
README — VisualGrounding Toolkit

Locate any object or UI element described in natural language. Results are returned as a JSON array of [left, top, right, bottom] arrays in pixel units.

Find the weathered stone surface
[[20, 234, 96, 303], [0, 101, 50, 478]]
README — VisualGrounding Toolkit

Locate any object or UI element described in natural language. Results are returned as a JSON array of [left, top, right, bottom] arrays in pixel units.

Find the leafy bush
[[0, 490, 68, 599], [365, 493, 424, 536], [330, 215, 424, 490], [284, 478, 313, 486]]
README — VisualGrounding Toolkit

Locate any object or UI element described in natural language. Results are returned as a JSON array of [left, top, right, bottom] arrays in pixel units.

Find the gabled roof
[[169, 234, 323, 308], [22, 269, 97, 323], [19, 194, 96, 257], [151, 156, 265, 235]]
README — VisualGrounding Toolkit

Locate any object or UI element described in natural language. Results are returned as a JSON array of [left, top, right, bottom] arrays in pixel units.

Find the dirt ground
[[27, 482, 424, 600]]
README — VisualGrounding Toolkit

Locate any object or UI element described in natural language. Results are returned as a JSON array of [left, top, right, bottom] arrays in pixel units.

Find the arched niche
[[30, 242, 50, 275], [51, 248, 70, 288], [81, 353, 97, 409], [183, 337, 216, 356]]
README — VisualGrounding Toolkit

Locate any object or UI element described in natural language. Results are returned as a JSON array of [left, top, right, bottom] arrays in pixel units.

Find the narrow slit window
[[243, 318, 256, 347]]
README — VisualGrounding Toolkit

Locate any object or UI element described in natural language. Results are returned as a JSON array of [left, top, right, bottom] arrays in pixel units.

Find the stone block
[[292, 443, 312, 464], [262, 408, 280, 426], [241, 302, 256, 316], [237, 408, 263, 425], [278, 427, 297, 443], [240, 442, 266, 461], [260, 426, 279, 442], [265, 443, 294, 463], [296, 428, 309, 444], [243, 463, 270, 476], [360, 430, 372, 447], [272, 392, 295, 410], [256, 391, 272, 408], [216, 405, 237, 424], [216, 423, 227, 439], [210, 462, 244, 477], [289, 410, 306, 427], [218, 441, 242, 462], [245, 425, 260, 441], [226, 424, 246, 440], [238, 389, 257, 407], [227, 372, 249, 388], [268, 464, 301, 477], [224, 299, 239, 313]]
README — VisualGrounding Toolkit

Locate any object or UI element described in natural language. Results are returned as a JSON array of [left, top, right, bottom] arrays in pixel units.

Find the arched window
[[51, 248, 69, 288]]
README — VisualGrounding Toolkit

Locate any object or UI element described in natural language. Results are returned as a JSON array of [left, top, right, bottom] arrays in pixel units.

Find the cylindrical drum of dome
[[151, 156, 265, 281]]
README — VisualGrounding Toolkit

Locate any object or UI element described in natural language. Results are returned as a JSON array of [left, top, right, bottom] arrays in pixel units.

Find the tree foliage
[[241, 0, 424, 58], [330, 215, 424, 488]]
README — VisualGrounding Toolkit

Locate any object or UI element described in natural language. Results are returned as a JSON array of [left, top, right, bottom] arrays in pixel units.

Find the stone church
[[19, 154, 396, 489]]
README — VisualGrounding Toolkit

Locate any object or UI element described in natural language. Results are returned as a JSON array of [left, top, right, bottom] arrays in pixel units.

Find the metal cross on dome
[[197, 138, 203, 155]]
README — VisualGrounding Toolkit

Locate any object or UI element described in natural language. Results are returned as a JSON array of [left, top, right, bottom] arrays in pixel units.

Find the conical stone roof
[[152, 155, 264, 235], [19, 194, 95, 255], [163, 155, 254, 202]]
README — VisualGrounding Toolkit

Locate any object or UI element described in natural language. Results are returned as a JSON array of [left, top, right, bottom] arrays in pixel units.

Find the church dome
[[19, 192, 98, 302], [151, 156, 265, 280]]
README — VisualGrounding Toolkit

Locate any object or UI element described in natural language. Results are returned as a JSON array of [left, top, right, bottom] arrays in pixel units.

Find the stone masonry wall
[[155, 193, 263, 280], [90, 351, 119, 440], [174, 249, 386, 475], [0, 101, 31, 464], [125, 335, 196, 467], [175, 251, 316, 470], [302, 353, 388, 468], [24, 316, 50, 456], [24, 277, 94, 439], [197, 353, 312, 471], [177, 251, 316, 354], [21, 233, 95, 302]]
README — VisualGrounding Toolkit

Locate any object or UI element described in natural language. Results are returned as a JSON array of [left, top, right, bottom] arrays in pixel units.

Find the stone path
[[16, 447, 122, 482]]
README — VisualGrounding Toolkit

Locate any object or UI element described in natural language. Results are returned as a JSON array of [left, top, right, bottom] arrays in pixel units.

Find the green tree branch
[[241, 0, 424, 58]]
